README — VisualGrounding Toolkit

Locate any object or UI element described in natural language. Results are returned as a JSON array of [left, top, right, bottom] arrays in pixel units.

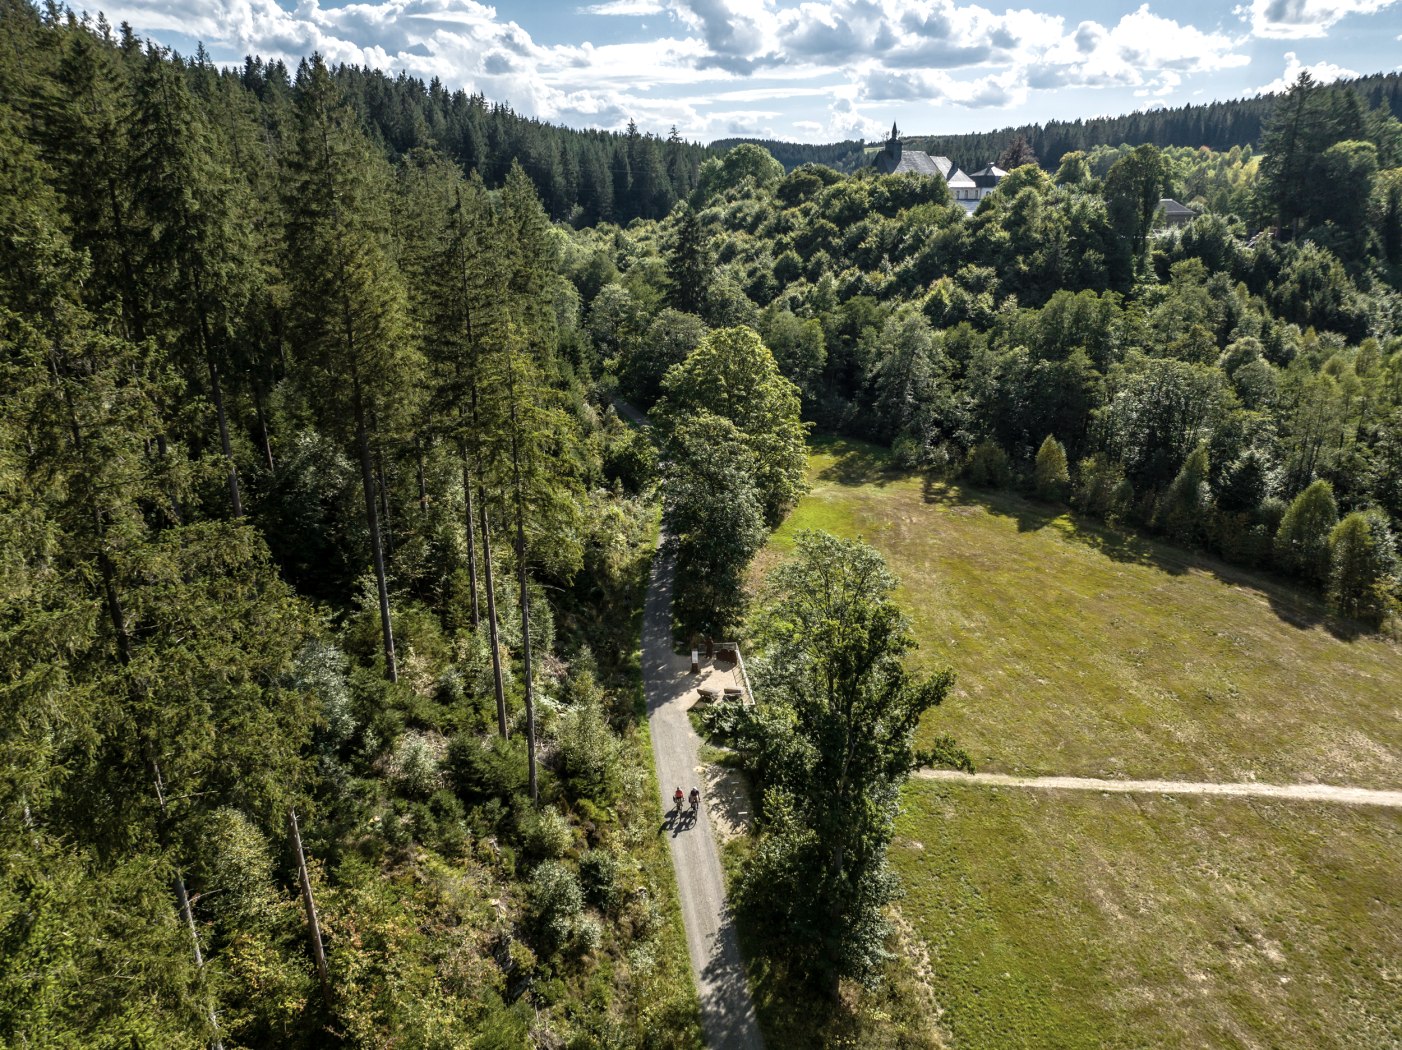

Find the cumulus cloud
[[102, 0, 1262, 144], [1241, 0, 1401, 39], [581, 0, 664, 13], [1255, 50, 1360, 93]]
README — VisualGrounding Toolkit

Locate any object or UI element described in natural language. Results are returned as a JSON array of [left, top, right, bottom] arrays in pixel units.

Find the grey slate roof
[[969, 164, 1007, 188], [879, 149, 948, 176], [1159, 198, 1195, 217]]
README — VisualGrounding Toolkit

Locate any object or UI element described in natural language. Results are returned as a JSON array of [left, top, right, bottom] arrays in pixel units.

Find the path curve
[[644, 516, 764, 1048], [917, 769, 1402, 808]]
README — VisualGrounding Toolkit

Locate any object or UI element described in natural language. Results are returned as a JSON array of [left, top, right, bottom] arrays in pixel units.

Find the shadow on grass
[[812, 435, 909, 488], [920, 476, 1370, 642], [734, 914, 946, 1049], [809, 435, 1374, 642]]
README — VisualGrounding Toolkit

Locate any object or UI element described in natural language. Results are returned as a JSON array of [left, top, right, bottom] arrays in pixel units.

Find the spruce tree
[[283, 57, 422, 682], [131, 50, 254, 517]]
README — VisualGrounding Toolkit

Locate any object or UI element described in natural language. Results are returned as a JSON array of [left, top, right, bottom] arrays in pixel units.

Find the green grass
[[894, 784, 1402, 1049], [758, 437, 1402, 788], [753, 437, 1402, 1049]]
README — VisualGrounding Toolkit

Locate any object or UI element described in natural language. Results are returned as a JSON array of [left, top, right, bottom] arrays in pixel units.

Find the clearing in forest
[[758, 438, 1402, 789], [756, 437, 1402, 1050]]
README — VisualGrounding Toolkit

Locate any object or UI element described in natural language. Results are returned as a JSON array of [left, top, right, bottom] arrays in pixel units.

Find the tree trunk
[[375, 450, 395, 561], [352, 371, 397, 682], [253, 380, 275, 472], [415, 434, 429, 514], [289, 809, 333, 1010], [460, 448, 481, 628], [480, 497, 509, 738], [153, 761, 225, 1049], [205, 354, 243, 517], [505, 355, 538, 803]]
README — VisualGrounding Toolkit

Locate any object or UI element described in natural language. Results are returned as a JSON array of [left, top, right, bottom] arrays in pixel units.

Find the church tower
[[886, 121, 902, 164]]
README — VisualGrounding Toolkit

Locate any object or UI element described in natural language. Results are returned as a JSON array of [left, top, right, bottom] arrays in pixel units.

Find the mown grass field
[[893, 785, 1401, 1050], [755, 438, 1402, 1049], [757, 438, 1402, 788]]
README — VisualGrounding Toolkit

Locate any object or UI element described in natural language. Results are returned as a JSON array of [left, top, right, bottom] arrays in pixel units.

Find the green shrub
[[964, 440, 1012, 488], [554, 702, 622, 804], [578, 848, 623, 915], [1034, 435, 1070, 502], [520, 805, 574, 861], [447, 734, 529, 805], [389, 730, 444, 798], [527, 861, 585, 957]]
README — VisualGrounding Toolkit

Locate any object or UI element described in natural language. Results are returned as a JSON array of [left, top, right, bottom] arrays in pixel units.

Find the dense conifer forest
[[716, 70, 1402, 175], [2, 0, 1401, 1045]]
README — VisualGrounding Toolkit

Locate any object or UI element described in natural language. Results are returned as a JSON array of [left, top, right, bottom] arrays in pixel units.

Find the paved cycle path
[[644, 537, 764, 1050]]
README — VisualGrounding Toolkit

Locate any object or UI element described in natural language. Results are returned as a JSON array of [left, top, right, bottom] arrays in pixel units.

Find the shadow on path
[[644, 538, 765, 1050]]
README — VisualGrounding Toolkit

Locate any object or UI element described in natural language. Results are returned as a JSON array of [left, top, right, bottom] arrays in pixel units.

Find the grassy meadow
[[757, 438, 1402, 788], [754, 438, 1402, 1049]]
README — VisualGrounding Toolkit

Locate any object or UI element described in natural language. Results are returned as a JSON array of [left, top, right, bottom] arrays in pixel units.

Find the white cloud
[[581, 0, 664, 13], [1241, 0, 1401, 39], [102, 0, 1260, 144], [1255, 50, 1360, 93]]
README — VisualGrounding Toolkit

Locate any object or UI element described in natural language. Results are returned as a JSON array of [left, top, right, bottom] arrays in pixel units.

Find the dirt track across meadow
[[916, 769, 1402, 807]]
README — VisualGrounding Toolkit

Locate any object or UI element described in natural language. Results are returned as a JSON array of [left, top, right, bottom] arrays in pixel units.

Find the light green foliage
[[527, 860, 587, 956], [1327, 509, 1399, 624], [1034, 435, 1070, 502], [521, 805, 575, 860], [554, 701, 623, 803], [658, 325, 809, 524], [695, 143, 784, 203], [1157, 443, 1211, 545], [1275, 479, 1340, 583]]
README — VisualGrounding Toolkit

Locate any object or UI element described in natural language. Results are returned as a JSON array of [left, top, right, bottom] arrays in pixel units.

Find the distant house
[[869, 123, 1000, 215], [1158, 198, 1196, 227]]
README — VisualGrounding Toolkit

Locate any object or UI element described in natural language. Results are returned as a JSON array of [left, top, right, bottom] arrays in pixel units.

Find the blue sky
[[94, 0, 1402, 144]]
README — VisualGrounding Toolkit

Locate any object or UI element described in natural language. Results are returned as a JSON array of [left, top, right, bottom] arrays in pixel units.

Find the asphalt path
[[643, 536, 765, 1050]]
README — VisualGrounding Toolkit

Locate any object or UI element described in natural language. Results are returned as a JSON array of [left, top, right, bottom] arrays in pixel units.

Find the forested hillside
[[3, 0, 1402, 1044], [0, 3, 699, 1045], [717, 70, 1402, 175], [590, 87, 1402, 642]]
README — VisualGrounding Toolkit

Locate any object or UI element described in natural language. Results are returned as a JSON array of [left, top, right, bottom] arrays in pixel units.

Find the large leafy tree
[[1327, 509, 1399, 624], [656, 325, 808, 525], [662, 412, 767, 637], [737, 531, 964, 997], [1275, 479, 1340, 583]]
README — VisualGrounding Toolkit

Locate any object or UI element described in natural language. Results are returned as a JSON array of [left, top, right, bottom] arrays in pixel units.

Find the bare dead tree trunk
[[504, 349, 538, 803], [154, 761, 224, 1050], [415, 433, 429, 514], [205, 354, 243, 517], [480, 497, 508, 738], [459, 447, 480, 628], [289, 809, 333, 1010], [352, 370, 397, 682]]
